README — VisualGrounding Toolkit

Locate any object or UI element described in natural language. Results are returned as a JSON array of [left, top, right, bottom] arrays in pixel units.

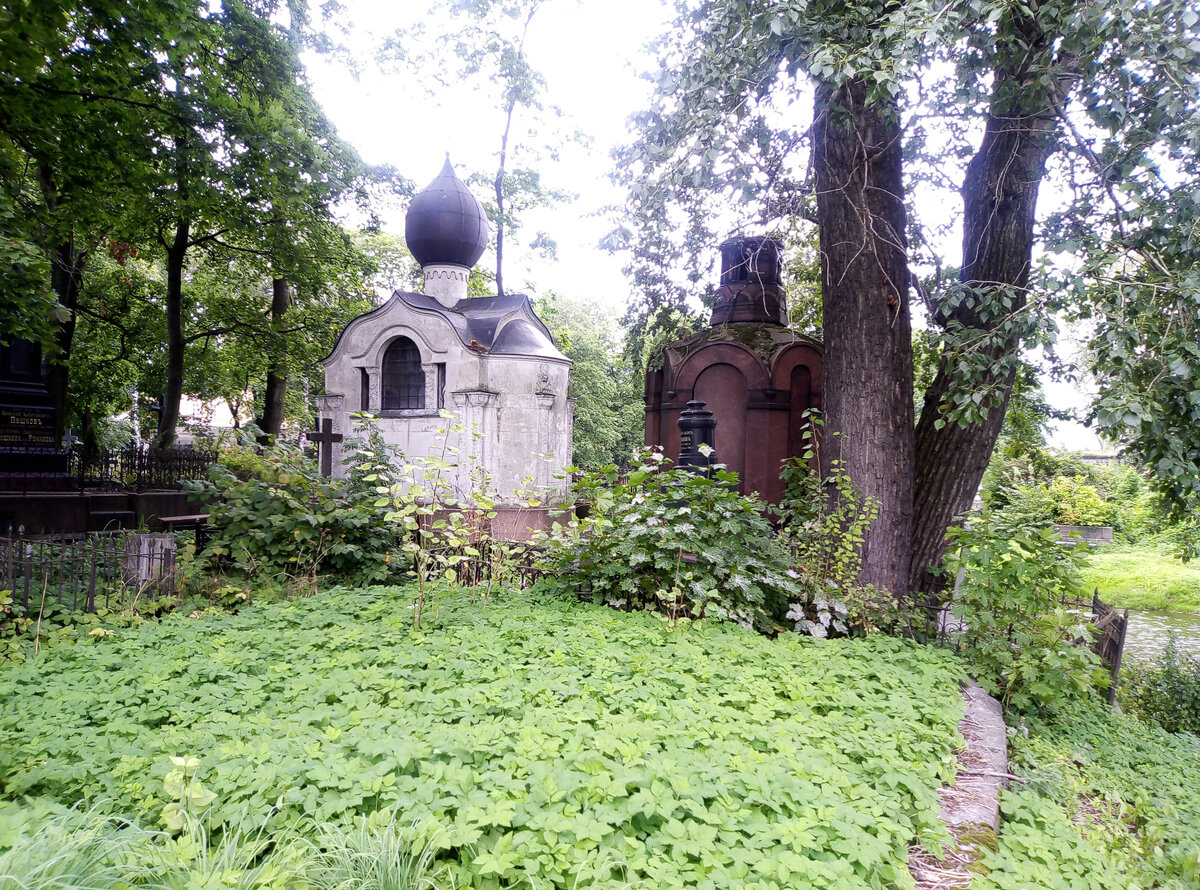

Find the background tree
[[388, 0, 577, 296], [616, 0, 1200, 594], [535, 293, 644, 469]]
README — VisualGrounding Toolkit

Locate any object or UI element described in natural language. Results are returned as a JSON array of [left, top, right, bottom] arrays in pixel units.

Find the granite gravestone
[[0, 337, 67, 475]]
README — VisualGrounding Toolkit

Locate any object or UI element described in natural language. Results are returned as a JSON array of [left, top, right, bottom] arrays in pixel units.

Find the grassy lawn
[[0, 585, 967, 890], [1079, 546, 1200, 612]]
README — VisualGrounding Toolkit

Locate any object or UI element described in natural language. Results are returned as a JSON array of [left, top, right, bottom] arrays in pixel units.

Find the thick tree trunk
[[909, 26, 1073, 594], [155, 218, 189, 449], [813, 79, 914, 597], [257, 276, 291, 443], [46, 241, 85, 441], [36, 165, 85, 441]]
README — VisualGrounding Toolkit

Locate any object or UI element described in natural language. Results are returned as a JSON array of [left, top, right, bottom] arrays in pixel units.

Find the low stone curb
[[909, 682, 1009, 889]]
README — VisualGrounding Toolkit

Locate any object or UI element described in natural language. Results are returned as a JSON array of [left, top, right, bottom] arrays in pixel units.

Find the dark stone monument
[[676, 400, 717, 474], [0, 337, 67, 476], [643, 235, 822, 505], [307, 416, 344, 477]]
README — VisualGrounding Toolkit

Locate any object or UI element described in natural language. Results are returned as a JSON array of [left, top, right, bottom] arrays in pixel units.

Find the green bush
[[777, 440, 899, 637], [1122, 637, 1200, 735], [540, 451, 802, 633], [1045, 475, 1113, 526], [943, 515, 1108, 713], [185, 434, 398, 589]]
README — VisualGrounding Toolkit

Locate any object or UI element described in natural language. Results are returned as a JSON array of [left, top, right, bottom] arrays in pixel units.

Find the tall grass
[[305, 817, 445, 890], [0, 805, 444, 890]]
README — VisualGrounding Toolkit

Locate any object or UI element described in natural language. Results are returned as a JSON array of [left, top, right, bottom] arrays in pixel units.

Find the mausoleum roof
[[324, 290, 568, 363]]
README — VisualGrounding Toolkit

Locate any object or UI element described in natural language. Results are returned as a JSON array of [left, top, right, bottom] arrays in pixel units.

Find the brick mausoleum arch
[[671, 342, 770, 395], [770, 343, 823, 398]]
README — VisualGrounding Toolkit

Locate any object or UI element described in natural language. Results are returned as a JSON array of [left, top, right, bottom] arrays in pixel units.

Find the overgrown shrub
[[776, 434, 899, 636], [1122, 637, 1200, 736], [943, 515, 1108, 713], [186, 432, 398, 589], [539, 451, 802, 633]]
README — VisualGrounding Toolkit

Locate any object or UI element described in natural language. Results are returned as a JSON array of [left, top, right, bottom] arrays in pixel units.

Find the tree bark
[[46, 240, 85, 441], [257, 276, 291, 443], [813, 78, 914, 597], [36, 165, 85, 441], [155, 217, 189, 448], [910, 22, 1074, 594]]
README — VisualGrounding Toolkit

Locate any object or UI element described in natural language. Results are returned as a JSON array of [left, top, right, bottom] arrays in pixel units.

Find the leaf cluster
[[982, 697, 1200, 889], [943, 515, 1108, 714], [540, 451, 802, 633], [185, 436, 398, 589], [0, 585, 967, 890], [1122, 637, 1200, 737]]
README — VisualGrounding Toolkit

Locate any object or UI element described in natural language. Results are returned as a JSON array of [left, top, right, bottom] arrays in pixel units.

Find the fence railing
[[0, 445, 216, 493], [72, 445, 217, 491], [1, 531, 177, 615]]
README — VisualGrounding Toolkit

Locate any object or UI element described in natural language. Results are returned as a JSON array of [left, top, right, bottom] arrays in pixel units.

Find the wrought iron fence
[[0, 445, 217, 493], [1, 531, 178, 614], [72, 445, 217, 491]]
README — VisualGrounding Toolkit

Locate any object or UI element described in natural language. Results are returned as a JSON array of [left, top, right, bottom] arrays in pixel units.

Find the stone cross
[[307, 417, 343, 477]]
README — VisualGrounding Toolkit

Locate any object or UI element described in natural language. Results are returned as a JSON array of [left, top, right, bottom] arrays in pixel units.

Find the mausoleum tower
[[404, 155, 490, 306], [317, 159, 573, 528], [643, 236, 822, 506]]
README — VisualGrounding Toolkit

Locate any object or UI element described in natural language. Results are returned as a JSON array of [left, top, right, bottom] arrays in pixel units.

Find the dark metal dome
[[404, 156, 490, 270]]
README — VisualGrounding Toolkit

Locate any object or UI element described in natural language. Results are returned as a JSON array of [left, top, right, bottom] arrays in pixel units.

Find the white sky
[[302, 0, 1104, 452], [303, 0, 669, 307]]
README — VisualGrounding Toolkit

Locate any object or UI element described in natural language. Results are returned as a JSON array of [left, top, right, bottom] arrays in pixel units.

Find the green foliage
[[535, 293, 645, 470], [777, 428, 896, 636], [972, 787, 1132, 890], [943, 515, 1107, 713], [541, 451, 803, 633], [306, 817, 443, 890], [0, 799, 433, 890], [1043, 476, 1113, 527], [0, 585, 968, 890], [186, 436, 396, 589], [982, 698, 1200, 889], [1122, 638, 1200, 736]]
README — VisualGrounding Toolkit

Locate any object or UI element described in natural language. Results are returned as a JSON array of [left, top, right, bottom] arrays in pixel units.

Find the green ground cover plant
[[0, 585, 967, 890], [1080, 545, 1200, 612], [976, 698, 1200, 889]]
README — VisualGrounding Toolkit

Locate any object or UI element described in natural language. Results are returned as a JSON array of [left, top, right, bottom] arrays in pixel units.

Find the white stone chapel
[[317, 158, 573, 505]]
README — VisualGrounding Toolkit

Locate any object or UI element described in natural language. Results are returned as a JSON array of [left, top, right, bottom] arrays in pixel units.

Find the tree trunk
[[257, 276, 291, 443], [910, 23, 1074, 595], [36, 164, 85, 441], [46, 240, 85, 441], [812, 78, 914, 597], [155, 218, 189, 449]]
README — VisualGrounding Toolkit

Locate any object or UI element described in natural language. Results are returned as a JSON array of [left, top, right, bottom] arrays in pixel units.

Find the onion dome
[[404, 156, 490, 270]]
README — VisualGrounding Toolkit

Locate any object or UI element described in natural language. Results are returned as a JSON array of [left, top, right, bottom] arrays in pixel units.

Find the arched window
[[381, 337, 425, 411]]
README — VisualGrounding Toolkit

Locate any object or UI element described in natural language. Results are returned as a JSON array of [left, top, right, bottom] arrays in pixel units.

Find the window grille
[[381, 337, 425, 410]]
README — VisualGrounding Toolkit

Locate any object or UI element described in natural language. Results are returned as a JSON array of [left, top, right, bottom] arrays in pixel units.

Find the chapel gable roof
[[325, 290, 568, 363]]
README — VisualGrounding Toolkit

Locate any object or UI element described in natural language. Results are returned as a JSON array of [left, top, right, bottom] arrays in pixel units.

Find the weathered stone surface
[[942, 683, 1008, 832]]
